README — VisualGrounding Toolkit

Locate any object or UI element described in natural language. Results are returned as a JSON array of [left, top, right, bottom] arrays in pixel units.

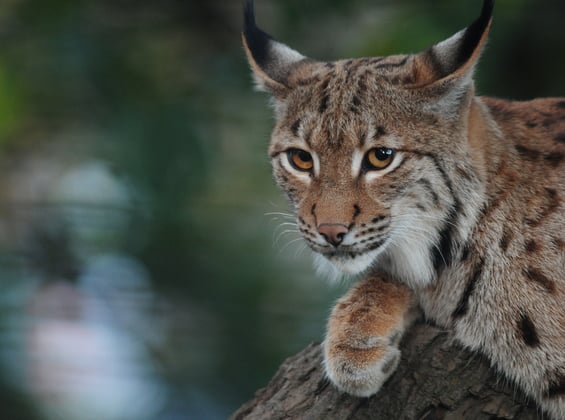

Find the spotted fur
[[243, 1, 564, 418]]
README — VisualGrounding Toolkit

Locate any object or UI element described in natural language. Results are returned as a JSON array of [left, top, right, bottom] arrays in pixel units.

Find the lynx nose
[[318, 223, 349, 247]]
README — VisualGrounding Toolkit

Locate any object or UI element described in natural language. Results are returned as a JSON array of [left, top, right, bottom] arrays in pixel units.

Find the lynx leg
[[323, 275, 416, 397]]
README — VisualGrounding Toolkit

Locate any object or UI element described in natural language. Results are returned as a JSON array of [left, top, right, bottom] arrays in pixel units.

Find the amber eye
[[287, 148, 314, 172], [364, 147, 395, 171]]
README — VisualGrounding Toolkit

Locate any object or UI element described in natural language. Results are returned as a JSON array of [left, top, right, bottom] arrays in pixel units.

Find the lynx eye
[[287, 148, 314, 172], [364, 147, 395, 171]]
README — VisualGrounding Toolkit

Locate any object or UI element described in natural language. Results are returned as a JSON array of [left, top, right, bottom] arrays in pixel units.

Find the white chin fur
[[313, 249, 381, 282]]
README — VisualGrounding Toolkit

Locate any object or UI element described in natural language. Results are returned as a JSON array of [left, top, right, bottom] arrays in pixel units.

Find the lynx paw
[[322, 276, 413, 397], [323, 335, 401, 397]]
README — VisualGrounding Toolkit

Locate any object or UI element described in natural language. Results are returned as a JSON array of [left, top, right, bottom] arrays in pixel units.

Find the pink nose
[[318, 223, 349, 247]]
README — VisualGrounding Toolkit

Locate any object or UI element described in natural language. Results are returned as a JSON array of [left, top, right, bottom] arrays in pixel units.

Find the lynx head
[[243, 1, 494, 285]]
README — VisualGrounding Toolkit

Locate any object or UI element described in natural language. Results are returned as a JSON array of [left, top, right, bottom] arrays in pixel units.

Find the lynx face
[[243, 3, 488, 284], [267, 62, 477, 280]]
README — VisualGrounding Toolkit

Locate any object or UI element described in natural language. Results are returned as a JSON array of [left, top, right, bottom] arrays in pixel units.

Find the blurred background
[[0, 0, 563, 419]]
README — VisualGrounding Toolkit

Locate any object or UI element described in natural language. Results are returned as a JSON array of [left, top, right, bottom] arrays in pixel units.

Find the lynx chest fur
[[243, 1, 565, 418]]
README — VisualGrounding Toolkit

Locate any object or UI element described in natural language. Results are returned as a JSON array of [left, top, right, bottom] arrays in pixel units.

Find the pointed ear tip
[[483, 0, 495, 14], [243, 0, 256, 30], [481, 0, 495, 21]]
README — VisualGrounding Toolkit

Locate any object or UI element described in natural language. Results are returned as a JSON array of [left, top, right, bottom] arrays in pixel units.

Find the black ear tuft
[[243, 0, 273, 70], [455, 0, 495, 70], [414, 0, 494, 87], [242, 0, 307, 95]]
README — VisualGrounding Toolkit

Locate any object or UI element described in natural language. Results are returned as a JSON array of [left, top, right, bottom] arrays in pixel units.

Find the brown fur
[[243, 1, 564, 417]]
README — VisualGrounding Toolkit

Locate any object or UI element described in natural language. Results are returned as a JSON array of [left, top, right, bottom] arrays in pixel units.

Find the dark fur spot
[[543, 119, 556, 128], [487, 102, 515, 122], [319, 95, 329, 113], [555, 133, 565, 144], [373, 56, 408, 70], [357, 77, 367, 93], [352, 95, 361, 107], [456, 166, 475, 182], [518, 313, 540, 347], [416, 203, 427, 212], [545, 187, 560, 216], [417, 178, 440, 207], [452, 259, 484, 319], [525, 188, 561, 227], [426, 154, 455, 197], [371, 216, 386, 224], [433, 203, 459, 274], [526, 121, 538, 128], [376, 225, 388, 233], [367, 240, 385, 251], [480, 195, 504, 220], [353, 204, 361, 218], [291, 119, 301, 136], [515, 145, 541, 160], [499, 230, 512, 252], [375, 126, 386, 137], [524, 268, 556, 293], [547, 187, 558, 201], [525, 239, 538, 253], [545, 152, 564, 167], [545, 375, 565, 398], [459, 242, 472, 262], [552, 237, 565, 250], [557, 100, 565, 109], [369, 57, 385, 65]]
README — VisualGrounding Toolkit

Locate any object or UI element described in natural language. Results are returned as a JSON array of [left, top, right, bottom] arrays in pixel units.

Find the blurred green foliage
[[0, 0, 562, 419]]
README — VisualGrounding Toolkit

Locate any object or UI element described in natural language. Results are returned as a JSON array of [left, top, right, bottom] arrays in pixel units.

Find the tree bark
[[232, 322, 539, 420]]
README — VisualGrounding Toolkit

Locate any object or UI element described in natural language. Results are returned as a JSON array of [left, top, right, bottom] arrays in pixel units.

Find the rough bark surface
[[232, 322, 541, 420]]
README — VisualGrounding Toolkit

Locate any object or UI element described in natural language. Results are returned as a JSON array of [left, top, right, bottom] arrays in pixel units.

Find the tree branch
[[232, 322, 539, 419]]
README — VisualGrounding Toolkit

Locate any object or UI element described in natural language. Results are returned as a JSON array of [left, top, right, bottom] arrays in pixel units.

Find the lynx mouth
[[315, 240, 387, 276], [315, 237, 386, 258], [314, 249, 383, 277]]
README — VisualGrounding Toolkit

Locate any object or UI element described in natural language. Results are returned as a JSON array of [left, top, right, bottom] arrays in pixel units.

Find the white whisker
[[294, 243, 308, 258], [264, 211, 295, 219], [273, 229, 300, 247], [278, 236, 305, 255]]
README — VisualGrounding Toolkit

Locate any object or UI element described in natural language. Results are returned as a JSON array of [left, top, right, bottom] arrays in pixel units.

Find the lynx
[[242, 0, 565, 417]]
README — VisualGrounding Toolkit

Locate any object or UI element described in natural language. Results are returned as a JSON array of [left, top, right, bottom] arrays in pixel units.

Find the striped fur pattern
[[243, 1, 565, 417]]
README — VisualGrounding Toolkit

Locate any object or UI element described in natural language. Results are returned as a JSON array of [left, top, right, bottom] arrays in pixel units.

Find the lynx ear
[[411, 0, 494, 88], [242, 0, 307, 97]]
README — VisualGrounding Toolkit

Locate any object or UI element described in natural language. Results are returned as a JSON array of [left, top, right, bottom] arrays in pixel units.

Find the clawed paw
[[323, 339, 400, 397], [322, 276, 414, 397]]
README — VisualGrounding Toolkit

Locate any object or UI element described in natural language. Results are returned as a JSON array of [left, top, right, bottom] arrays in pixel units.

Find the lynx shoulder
[[243, 1, 564, 418]]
